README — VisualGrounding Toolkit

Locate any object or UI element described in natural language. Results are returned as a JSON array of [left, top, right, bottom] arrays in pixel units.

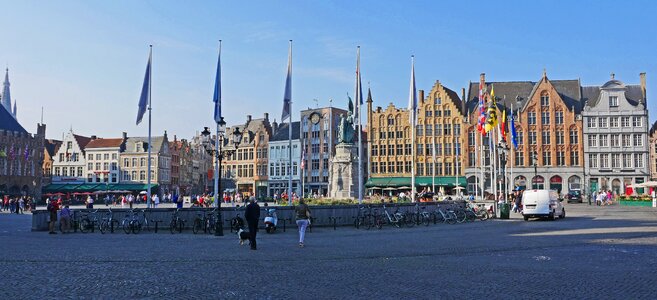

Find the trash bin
[[499, 203, 510, 219]]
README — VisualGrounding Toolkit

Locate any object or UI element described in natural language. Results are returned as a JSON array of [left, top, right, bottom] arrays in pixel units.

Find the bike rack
[[328, 216, 341, 230]]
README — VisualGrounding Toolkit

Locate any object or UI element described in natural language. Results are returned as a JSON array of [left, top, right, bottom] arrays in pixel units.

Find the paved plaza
[[1, 203, 657, 299]]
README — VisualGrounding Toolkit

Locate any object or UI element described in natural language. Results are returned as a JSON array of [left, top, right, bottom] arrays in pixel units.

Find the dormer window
[[609, 96, 619, 107], [135, 142, 142, 152], [540, 92, 549, 107]]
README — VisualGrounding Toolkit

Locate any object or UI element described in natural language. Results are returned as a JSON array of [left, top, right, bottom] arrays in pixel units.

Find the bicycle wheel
[[364, 215, 372, 230], [132, 221, 141, 234], [446, 213, 457, 225], [206, 219, 216, 234], [466, 211, 476, 222], [455, 210, 467, 223], [79, 219, 90, 233], [193, 219, 202, 234], [123, 220, 131, 234], [375, 215, 383, 229], [405, 213, 415, 228], [434, 212, 445, 224], [178, 220, 184, 233], [99, 221, 108, 234], [354, 217, 360, 229], [169, 220, 177, 234], [422, 214, 430, 226]]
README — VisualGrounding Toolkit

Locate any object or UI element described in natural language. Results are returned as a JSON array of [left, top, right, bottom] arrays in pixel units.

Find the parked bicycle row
[[353, 202, 492, 230]]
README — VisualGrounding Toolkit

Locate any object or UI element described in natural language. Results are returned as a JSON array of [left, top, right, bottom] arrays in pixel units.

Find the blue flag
[[407, 56, 417, 124], [136, 47, 151, 125], [281, 42, 292, 122], [213, 43, 222, 123], [510, 106, 518, 149], [356, 47, 363, 105]]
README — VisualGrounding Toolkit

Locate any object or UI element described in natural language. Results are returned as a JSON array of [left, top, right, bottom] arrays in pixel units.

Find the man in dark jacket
[[244, 197, 260, 250]]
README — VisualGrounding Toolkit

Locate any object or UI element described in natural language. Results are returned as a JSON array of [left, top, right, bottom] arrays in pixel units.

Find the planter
[[619, 200, 652, 207]]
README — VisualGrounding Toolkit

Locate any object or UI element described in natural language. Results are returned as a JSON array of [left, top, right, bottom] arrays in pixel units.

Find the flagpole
[[287, 40, 293, 205], [510, 105, 514, 194], [474, 127, 478, 200], [214, 40, 222, 209], [409, 56, 417, 202], [147, 45, 152, 208], [356, 46, 364, 204], [432, 137, 435, 193]]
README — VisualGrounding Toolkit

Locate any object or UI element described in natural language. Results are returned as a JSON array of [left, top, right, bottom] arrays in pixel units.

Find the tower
[[1, 68, 14, 118]]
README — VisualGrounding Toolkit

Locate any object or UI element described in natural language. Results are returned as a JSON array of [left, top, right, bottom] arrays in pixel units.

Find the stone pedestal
[[329, 143, 359, 199]]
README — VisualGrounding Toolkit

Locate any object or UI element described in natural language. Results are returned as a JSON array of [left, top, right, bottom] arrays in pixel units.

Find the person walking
[[244, 197, 260, 250], [153, 194, 160, 208], [18, 197, 25, 214], [86, 195, 94, 209], [295, 199, 311, 248], [47, 199, 59, 234]]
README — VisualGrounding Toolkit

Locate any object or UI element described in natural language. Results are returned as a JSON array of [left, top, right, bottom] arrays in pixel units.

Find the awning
[[42, 183, 159, 193], [366, 177, 467, 188]]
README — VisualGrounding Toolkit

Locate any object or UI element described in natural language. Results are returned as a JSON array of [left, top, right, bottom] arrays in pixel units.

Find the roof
[[123, 136, 167, 154], [582, 81, 644, 108], [465, 79, 582, 114], [73, 134, 92, 149], [45, 139, 62, 157], [229, 117, 271, 147], [650, 120, 657, 136], [0, 103, 26, 133], [271, 121, 300, 141], [442, 86, 463, 115], [85, 138, 124, 149]]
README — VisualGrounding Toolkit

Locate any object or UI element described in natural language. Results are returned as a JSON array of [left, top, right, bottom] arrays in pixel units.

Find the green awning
[[366, 176, 466, 188], [43, 183, 158, 193]]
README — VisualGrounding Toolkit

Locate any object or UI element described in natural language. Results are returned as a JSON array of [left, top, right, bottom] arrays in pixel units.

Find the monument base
[[328, 143, 359, 199]]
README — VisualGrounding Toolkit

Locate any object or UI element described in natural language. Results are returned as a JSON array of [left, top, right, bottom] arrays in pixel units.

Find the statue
[[337, 97, 356, 144]]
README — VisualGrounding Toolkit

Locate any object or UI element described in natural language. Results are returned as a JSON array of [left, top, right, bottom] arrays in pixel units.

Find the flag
[[477, 80, 486, 134], [0, 149, 6, 158], [484, 85, 498, 133], [136, 46, 152, 125], [356, 47, 363, 106], [300, 148, 305, 170], [510, 105, 518, 149], [500, 108, 507, 142], [408, 56, 417, 124], [281, 42, 292, 122], [213, 42, 222, 123]]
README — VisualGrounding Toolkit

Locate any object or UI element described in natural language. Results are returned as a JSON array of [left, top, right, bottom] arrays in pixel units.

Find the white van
[[522, 189, 565, 221]]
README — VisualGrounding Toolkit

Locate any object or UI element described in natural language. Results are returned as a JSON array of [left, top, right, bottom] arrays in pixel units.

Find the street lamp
[[497, 142, 509, 199], [201, 118, 242, 236], [531, 150, 538, 189]]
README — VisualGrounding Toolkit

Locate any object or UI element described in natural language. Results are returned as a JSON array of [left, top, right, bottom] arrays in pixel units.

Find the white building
[[51, 130, 92, 184], [84, 132, 127, 184], [268, 121, 301, 197]]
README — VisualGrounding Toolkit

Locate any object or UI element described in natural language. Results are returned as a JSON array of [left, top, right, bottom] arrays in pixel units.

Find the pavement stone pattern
[[1, 203, 657, 299]]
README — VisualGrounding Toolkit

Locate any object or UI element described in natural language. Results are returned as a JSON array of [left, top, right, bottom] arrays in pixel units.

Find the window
[[131, 171, 137, 180], [598, 117, 607, 128], [95, 154, 101, 160], [417, 163, 424, 176], [88, 154, 93, 160], [542, 152, 551, 166], [445, 162, 452, 176], [600, 134, 608, 147], [417, 125, 423, 136], [59, 153, 64, 162], [600, 154, 609, 168], [468, 152, 476, 166], [556, 131, 564, 145], [528, 112, 536, 125], [612, 153, 621, 168], [588, 135, 597, 147], [468, 131, 475, 146], [621, 116, 630, 127], [140, 158, 146, 166], [569, 130, 578, 144], [570, 151, 579, 165], [622, 134, 631, 147], [610, 117, 619, 127], [425, 124, 433, 136], [587, 117, 597, 128], [54, 167, 60, 176], [529, 132, 537, 145], [515, 151, 524, 166], [542, 132, 551, 144], [633, 116, 642, 127], [425, 144, 432, 156], [557, 151, 565, 166], [77, 167, 83, 177], [623, 154, 632, 168], [371, 145, 378, 156], [517, 131, 523, 145], [435, 124, 442, 136], [541, 93, 549, 106], [541, 112, 550, 125], [387, 145, 394, 156], [140, 171, 146, 180], [425, 110, 432, 117], [634, 134, 643, 147], [444, 109, 451, 117], [123, 158, 129, 167], [417, 144, 424, 155], [555, 111, 564, 124], [96, 163, 101, 170], [112, 153, 117, 160], [611, 135, 620, 147], [635, 154, 644, 168], [88, 163, 93, 170], [444, 143, 452, 156], [453, 124, 461, 136], [103, 153, 109, 160], [103, 162, 109, 170], [444, 124, 451, 135], [609, 96, 618, 107], [589, 154, 598, 168], [132, 158, 137, 167]]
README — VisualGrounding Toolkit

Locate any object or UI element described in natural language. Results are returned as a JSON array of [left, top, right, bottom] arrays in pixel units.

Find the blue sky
[[2, 0, 656, 140]]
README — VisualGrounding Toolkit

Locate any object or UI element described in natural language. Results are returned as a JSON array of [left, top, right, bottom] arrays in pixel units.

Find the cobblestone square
[[1, 203, 657, 299]]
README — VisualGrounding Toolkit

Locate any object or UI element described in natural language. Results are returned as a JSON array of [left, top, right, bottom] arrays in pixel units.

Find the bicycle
[[99, 207, 120, 234], [79, 210, 99, 233], [413, 203, 432, 226], [193, 208, 216, 234], [354, 205, 373, 230], [122, 209, 141, 234], [230, 206, 245, 232], [434, 205, 458, 225], [169, 208, 185, 234], [381, 203, 404, 228]]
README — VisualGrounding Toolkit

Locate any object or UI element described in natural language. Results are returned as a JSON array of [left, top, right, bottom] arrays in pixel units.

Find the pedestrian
[[18, 197, 25, 214], [59, 203, 72, 233], [513, 190, 523, 213], [86, 195, 94, 209], [47, 198, 59, 234], [596, 191, 604, 206], [244, 197, 260, 250], [176, 194, 183, 209], [295, 198, 311, 248], [153, 194, 160, 208]]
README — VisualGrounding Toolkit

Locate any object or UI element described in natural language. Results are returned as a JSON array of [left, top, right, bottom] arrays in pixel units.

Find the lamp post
[[531, 150, 538, 189], [201, 119, 242, 237], [497, 142, 509, 200]]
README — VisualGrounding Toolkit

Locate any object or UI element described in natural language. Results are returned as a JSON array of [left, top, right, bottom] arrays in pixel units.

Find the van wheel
[[559, 209, 565, 219], [548, 212, 555, 221], [523, 215, 529, 221]]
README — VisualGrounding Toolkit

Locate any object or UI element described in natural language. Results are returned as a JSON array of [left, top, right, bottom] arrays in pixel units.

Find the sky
[[1, 0, 656, 140]]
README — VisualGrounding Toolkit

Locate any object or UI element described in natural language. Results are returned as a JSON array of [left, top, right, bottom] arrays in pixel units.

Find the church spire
[[2, 68, 12, 117], [12, 99, 16, 119]]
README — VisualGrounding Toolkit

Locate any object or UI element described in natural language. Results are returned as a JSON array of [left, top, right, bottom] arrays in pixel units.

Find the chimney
[[247, 115, 252, 122], [418, 90, 424, 105], [91, 135, 97, 140], [640, 72, 647, 102], [272, 120, 278, 134], [480, 73, 486, 86], [264, 113, 269, 120], [461, 87, 466, 114], [122, 132, 127, 140]]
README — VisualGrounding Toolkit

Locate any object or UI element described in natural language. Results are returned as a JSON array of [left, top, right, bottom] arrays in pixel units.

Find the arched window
[[540, 91, 549, 107]]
